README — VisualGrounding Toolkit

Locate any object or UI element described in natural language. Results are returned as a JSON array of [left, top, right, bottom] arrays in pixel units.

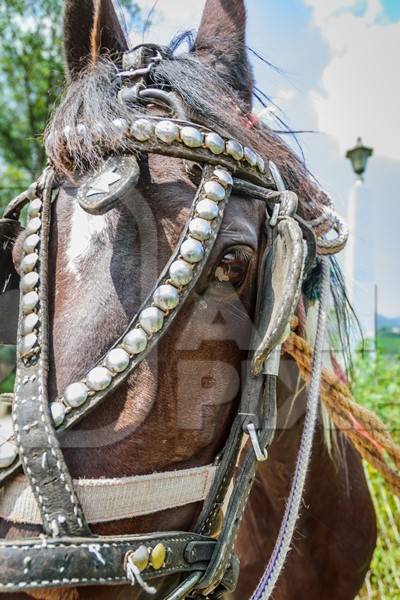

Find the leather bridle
[[0, 45, 347, 598]]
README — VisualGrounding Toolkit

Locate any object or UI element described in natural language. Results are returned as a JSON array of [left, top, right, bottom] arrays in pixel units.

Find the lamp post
[[344, 138, 374, 343], [346, 137, 373, 181]]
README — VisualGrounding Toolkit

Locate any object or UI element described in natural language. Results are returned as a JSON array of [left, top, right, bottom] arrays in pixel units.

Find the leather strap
[[12, 170, 90, 537], [0, 165, 233, 487], [0, 109, 307, 597], [0, 532, 215, 593], [197, 377, 277, 595], [252, 216, 304, 376], [80, 116, 275, 190]]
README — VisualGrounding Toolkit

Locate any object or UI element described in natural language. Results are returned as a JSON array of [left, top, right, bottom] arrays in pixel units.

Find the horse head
[[0, 2, 366, 599]]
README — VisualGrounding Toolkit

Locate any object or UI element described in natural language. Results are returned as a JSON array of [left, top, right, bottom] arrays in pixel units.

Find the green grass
[[353, 348, 400, 599], [0, 346, 15, 393], [0, 371, 14, 394], [378, 329, 400, 355]]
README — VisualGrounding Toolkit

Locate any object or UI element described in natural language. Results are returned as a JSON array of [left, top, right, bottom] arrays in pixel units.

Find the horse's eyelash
[[229, 247, 253, 262]]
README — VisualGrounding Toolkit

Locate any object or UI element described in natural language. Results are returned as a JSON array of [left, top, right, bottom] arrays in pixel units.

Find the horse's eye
[[214, 246, 254, 288]]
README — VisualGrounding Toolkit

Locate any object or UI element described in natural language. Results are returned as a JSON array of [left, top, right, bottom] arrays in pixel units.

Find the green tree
[[0, 0, 145, 209]]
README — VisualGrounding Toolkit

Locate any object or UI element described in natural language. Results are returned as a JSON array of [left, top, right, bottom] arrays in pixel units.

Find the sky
[[130, 0, 400, 329]]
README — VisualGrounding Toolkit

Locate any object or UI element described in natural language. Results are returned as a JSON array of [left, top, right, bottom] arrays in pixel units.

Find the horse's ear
[[193, 0, 253, 107], [63, 0, 128, 80]]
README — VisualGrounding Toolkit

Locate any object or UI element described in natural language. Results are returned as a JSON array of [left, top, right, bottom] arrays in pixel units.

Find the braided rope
[[283, 331, 400, 498]]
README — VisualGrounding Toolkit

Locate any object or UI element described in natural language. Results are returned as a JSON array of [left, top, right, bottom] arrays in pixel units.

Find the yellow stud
[[131, 545, 149, 571], [150, 543, 167, 570]]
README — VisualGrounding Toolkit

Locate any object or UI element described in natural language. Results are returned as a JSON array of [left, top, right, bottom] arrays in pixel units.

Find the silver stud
[[86, 367, 113, 391], [180, 238, 204, 263], [153, 284, 179, 311], [214, 168, 233, 187], [20, 333, 38, 357], [76, 123, 87, 139], [180, 126, 203, 148], [0, 441, 17, 469], [256, 154, 266, 173], [28, 198, 42, 218], [64, 382, 89, 408], [22, 313, 39, 335], [112, 118, 129, 133], [21, 253, 39, 273], [204, 181, 226, 202], [130, 545, 150, 571], [196, 199, 219, 221], [189, 218, 212, 241], [139, 307, 164, 334], [22, 291, 39, 314], [122, 328, 148, 355], [51, 402, 66, 427], [205, 132, 225, 155], [169, 260, 193, 286], [226, 140, 244, 161], [131, 119, 153, 141], [26, 217, 41, 235], [244, 146, 257, 167], [155, 120, 179, 144], [23, 234, 40, 254], [21, 271, 39, 293], [105, 348, 130, 373]]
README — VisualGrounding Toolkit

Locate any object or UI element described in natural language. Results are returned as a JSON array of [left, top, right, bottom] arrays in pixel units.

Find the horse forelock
[[45, 47, 329, 222]]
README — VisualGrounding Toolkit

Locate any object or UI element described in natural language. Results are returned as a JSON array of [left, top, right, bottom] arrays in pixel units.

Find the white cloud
[[132, 0, 205, 46], [304, 0, 400, 161]]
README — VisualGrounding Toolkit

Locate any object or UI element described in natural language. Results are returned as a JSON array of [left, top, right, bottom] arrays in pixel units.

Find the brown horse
[[1, 0, 376, 598]]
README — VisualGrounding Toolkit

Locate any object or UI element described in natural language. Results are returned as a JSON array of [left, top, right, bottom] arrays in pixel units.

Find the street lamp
[[346, 137, 373, 180], [344, 137, 375, 350]]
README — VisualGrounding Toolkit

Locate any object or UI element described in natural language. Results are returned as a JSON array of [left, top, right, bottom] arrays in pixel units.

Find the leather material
[[195, 416, 244, 537], [197, 377, 277, 594], [0, 532, 215, 593], [12, 171, 90, 537], [2, 191, 30, 220], [0, 103, 309, 598], [239, 222, 275, 431], [58, 165, 231, 432], [113, 117, 275, 189], [0, 165, 233, 488], [252, 216, 304, 375], [0, 219, 23, 345]]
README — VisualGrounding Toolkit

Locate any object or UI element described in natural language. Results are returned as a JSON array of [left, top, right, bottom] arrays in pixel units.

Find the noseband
[[0, 45, 347, 598]]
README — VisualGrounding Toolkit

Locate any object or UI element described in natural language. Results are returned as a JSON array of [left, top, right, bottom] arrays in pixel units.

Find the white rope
[[251, 256, 330, 599], [125, 554, 157, 595]]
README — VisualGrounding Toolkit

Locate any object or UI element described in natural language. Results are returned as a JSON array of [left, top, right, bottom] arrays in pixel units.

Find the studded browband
[[0, 117, 276, 483], [0, 106, 313, 596]]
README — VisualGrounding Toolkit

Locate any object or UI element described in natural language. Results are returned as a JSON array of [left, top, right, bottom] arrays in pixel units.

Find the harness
[[0, 46, 347, 598]]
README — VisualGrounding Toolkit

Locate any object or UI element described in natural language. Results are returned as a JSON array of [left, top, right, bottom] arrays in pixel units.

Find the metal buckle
[[247, 423, 269, 462], [120, 46, 162, 79]]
